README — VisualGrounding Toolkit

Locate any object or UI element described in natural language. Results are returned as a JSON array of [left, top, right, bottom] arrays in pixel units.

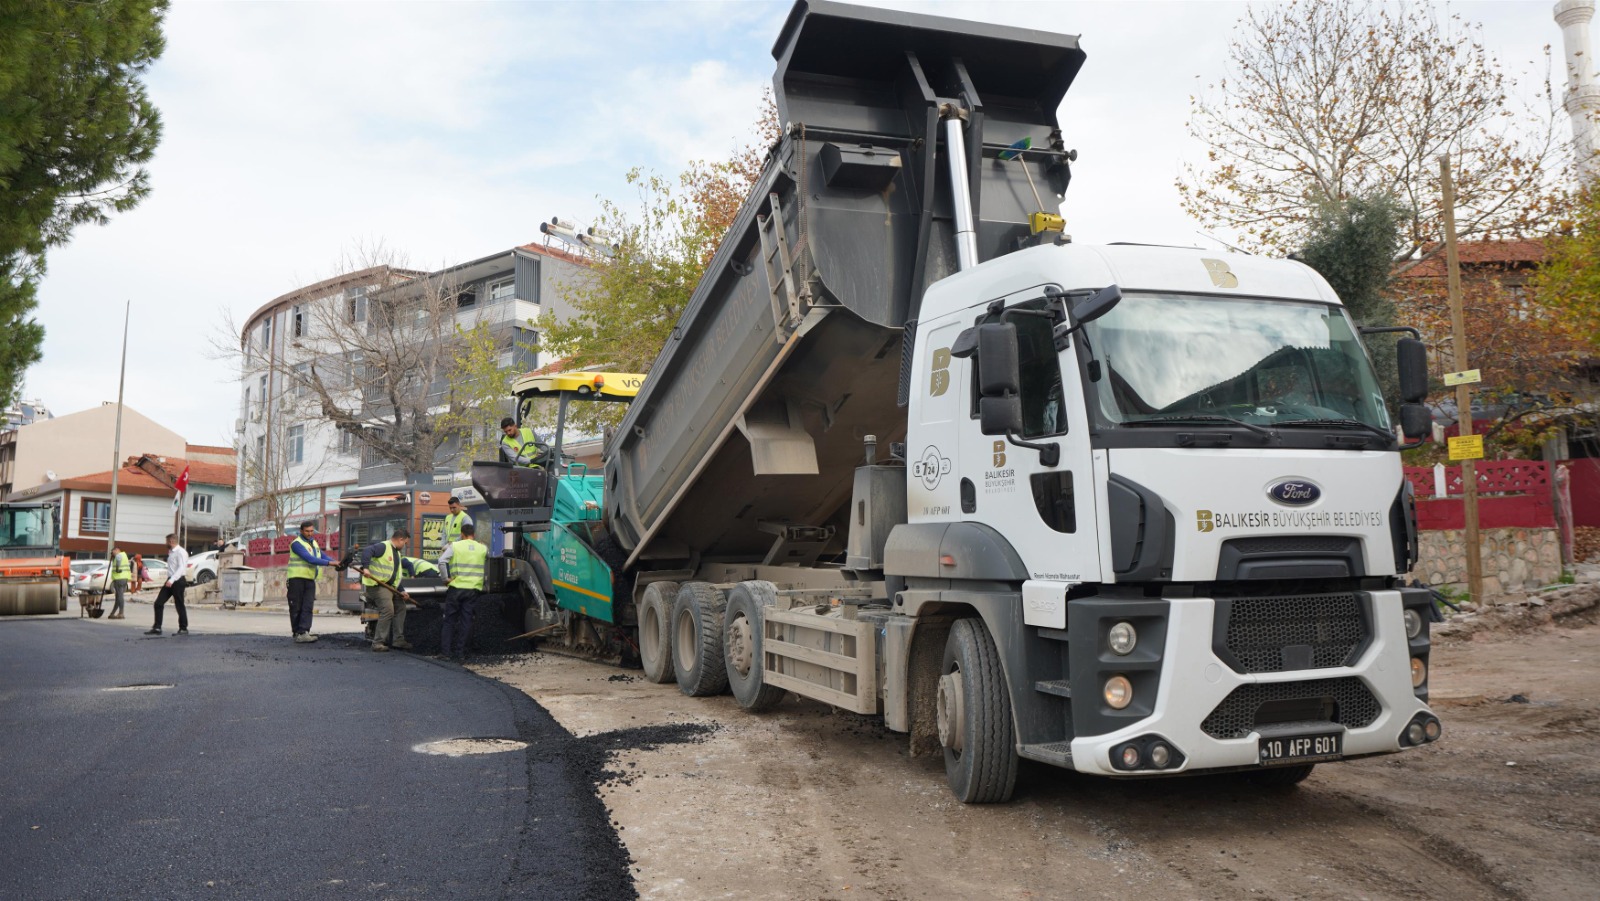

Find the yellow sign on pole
[[1448, 434, 1484, 461], [1443, 369, 1482, 386]]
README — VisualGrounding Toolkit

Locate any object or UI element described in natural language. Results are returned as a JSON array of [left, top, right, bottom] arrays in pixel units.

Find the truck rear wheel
[[638, 581, 678, 683], [939, 618, 1018, 803], [724, 581, 786, 712], [672, 582, 728, 697]]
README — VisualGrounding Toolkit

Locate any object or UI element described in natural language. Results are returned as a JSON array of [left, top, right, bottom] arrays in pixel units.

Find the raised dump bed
[[605, 0, 1086, 569]]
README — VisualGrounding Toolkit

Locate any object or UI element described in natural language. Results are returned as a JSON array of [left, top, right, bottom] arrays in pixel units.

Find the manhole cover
[[104, 684, 174, 692], [413, 738, 528, 757]]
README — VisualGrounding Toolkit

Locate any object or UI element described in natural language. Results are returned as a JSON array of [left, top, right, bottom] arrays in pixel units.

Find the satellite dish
[[44, 470, 57, 481]]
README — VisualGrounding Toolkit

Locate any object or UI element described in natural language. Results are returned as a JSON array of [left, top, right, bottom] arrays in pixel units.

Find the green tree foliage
[[0, 0, 169, 406], [1533, 186, 1600, 355], [1296, 195, 1405, 404]]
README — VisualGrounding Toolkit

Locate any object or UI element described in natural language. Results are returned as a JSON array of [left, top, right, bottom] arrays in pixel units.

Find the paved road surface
[[0, 610, 633, 900]]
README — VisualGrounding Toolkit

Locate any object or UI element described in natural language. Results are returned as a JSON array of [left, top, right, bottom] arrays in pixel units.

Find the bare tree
[[272, 246, 473, 478], [1180, 1, 1569, 261], [234, 412, 328, 539]]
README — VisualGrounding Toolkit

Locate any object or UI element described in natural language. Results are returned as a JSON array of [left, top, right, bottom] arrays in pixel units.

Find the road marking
[[413, 737, 528, 756], [104, 684, 174, 692]]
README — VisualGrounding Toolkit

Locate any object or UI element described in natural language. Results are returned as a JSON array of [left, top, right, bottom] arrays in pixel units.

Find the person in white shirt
[[146, 533, 190, 636]]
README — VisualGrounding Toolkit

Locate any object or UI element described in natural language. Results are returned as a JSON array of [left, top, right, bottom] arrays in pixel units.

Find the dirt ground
[[478, 587, 1600, 901]]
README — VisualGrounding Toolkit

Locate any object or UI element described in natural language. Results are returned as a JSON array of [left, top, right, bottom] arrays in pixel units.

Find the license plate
[[1258, 730, 1342, 765]]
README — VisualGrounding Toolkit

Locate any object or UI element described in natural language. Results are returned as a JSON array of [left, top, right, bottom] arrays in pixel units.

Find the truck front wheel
[[939, 618, 1018, 803], [672, 582, 728, 697], [638, 581, 679, 683], [724, 581, 786, 712]]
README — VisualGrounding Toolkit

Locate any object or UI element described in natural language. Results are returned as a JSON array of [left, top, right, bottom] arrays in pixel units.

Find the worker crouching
[[437, 523, 487, 662]]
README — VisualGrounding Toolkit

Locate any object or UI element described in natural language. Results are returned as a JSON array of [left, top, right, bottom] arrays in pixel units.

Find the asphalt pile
[[401, 592, 530, 657]]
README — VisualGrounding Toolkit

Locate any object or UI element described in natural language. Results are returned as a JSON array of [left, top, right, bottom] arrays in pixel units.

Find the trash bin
[[221, 567, 262, 608]]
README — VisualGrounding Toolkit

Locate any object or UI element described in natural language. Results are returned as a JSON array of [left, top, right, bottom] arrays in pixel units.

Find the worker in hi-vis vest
[[400, 556, 439, 578], [343, 529, 412, 652], [443, 495, 473, 543], [287, 520, 337, 643], [498, 417, 546, 468], [108, 544, 132, 619], [436, 522, 487, 661]]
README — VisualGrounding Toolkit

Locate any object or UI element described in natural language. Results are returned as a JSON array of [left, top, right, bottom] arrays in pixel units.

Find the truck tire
[[672, 582, 728, 697], [939, 618, 1018, 803], [723, 581, 787, 712], [638, 581, 678, 684]]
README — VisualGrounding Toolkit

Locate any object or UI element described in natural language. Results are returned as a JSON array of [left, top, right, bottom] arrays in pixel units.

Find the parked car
[[140, 558, 168, 588], [184, 550, 218, 584], [68, 560, 110, 596]]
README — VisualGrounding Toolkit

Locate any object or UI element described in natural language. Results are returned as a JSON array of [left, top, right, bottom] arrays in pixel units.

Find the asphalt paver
[[0, 614, 635, 900]]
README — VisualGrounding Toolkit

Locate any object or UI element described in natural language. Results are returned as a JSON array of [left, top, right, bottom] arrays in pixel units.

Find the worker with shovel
[[343, 529, 413, 653]]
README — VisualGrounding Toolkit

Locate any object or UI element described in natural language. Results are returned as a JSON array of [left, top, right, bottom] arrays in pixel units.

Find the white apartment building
[[234, 243, 590, 539]]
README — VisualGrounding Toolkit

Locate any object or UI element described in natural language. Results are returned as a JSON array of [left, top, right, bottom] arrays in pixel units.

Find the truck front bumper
[[1068, 591, 1435, 776]]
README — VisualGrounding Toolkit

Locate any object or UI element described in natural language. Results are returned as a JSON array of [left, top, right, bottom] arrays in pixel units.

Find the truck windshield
[[1079, 293, 1391, 433], [0, 505, 58, 548]]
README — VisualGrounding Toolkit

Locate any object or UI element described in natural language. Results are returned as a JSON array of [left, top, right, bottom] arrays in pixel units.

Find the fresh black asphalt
[[0, 616, 638, 900]]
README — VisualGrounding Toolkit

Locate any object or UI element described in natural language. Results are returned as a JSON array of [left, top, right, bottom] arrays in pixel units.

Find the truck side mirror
[[1399, 403, 1431, 441], [976, 322, 1023, 436], [980, 396, 1023, 436], [1071, 284, 1121, 325], [1397, 338, 1428, 404]]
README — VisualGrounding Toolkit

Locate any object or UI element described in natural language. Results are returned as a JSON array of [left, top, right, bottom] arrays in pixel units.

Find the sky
[[29, 0, 1573, 447]]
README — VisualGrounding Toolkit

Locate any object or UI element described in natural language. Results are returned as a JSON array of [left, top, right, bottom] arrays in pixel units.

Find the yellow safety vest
[[111, 551, 131, 582], [287, 537, 320, 580], [405, 557, 439, 577], [447, 539, 487, 590], [499, 427, 543, 468], [362, 542, 398, 587], [444, 511, 469, 543]]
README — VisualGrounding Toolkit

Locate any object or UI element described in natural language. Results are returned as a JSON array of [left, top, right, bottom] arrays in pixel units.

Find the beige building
[[0, 403, 187, 500]]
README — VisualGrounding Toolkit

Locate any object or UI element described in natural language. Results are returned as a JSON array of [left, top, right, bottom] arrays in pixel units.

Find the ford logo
[[1267, 479, 1321, 506]]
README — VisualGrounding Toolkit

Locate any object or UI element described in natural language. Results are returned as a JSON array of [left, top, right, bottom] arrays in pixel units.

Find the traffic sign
[[1443, 369, 1482, 386]]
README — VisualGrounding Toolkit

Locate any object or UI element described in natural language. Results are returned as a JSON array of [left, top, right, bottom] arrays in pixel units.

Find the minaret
[[1556, 0, 1600, 178]]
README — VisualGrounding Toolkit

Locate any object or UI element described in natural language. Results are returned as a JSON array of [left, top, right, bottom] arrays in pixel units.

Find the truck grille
[[1220, 592, 1366, 673], [1200, 677, 1380, 740]]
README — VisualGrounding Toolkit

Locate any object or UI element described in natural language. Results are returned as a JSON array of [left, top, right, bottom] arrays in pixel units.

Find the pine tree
[[0, 0, 169, 407]]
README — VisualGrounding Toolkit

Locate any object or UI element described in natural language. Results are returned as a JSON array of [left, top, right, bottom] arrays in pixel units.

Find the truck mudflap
[[1067, 591, 1436, 776]]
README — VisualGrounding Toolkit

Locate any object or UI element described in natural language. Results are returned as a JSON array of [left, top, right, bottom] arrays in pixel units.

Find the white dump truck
[[476, 0, 1442, 803]]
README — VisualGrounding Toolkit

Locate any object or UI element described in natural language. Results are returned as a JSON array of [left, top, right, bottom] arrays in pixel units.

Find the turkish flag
[[175, 465, 190, 494]]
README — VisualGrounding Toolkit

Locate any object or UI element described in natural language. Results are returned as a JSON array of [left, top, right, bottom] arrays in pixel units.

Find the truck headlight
[[1108, 621, 1137, 656], [1104, 675, 1133, 709], [1403, 608, 1423, 639], [1410, 657, 1427, 688]]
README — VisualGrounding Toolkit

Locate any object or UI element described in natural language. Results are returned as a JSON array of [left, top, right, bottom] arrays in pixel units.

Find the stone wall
[[1413, 527, 1563, 596]]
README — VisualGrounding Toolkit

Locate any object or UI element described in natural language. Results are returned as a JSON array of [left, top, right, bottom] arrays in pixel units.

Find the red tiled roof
[[1398, 239, 1548, 279], [128, 454, 237, 489], [64, 464, 173, 495]]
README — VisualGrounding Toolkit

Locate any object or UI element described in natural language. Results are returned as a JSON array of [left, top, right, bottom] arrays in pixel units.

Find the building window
[[254, 435, 266, 471], [192, 493, 213, 514], [81, 499, 111, 534], [488, 277, 515, 303], [338, 428, 356, 455], [456, 289, 478, 309], [292, 362, 311, 398], [288, 425, 305, 464], [347, 288, 367, 323], [292, 305, 306, 339], [258, 374, 268, 408], [260, 315, 274, 352]]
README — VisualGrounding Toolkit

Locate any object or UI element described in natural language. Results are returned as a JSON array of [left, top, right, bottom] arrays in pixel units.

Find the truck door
[[907, 317, 965, 523], [957, 294, 1102, 591]]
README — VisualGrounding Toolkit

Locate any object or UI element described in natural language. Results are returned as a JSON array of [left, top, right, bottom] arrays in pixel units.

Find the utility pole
[[1439, 156, 1484, 604], [102, 302, 130, 594]]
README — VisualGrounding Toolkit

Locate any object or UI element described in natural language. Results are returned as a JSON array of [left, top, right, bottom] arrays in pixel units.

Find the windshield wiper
[[1275, 418, 1394, 442], [1123, 415, 1277, 439]]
